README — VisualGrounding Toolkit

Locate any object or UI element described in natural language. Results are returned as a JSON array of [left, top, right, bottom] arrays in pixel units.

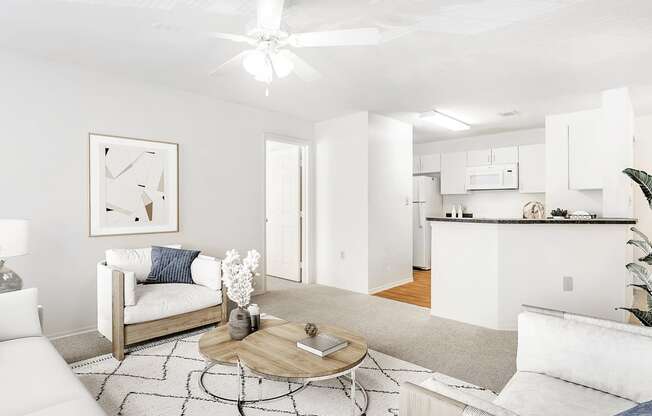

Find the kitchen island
[[427, 217, 636, 330]]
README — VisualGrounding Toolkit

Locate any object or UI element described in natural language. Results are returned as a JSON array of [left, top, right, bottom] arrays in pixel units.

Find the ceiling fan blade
[[209, 51, 250, 76], [277, 50, 322, 82], [209, 32, 258, 45], [257, 0, 285, 31], [153, 23, 257, 45], [288, 28, 380, 48]]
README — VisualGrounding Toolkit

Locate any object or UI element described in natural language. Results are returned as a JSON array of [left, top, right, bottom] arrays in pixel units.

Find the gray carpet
[[52, 278, 517, 393]]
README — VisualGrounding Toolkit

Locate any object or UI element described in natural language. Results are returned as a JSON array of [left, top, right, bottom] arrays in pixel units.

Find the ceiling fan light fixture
[[242, 50, 267, 77], [271, 51, 294, 78], [419, 111, 470, 131]]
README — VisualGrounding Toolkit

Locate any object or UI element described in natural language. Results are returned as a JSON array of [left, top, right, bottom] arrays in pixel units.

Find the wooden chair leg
[[112, 329, 125, 361], [112, 270, 126, 361]]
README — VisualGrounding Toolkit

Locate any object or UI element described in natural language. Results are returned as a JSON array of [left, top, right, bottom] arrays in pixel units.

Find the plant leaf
[[627, 239, 652, 255], [640, 254, 652, 265], [623, 168, 652, 209], [626, 262, 652, 288], [628, 283, 652, 297], [632, 227, 652, 248], [616, 307, 652, 326]]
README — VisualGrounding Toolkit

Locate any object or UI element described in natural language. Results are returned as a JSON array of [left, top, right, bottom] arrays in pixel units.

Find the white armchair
[[401, 305, 652, 416], [97, 246, 228, 360]]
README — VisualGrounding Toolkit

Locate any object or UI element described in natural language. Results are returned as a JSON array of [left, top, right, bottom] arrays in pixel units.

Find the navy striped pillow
[[147, 246, 200, 284]]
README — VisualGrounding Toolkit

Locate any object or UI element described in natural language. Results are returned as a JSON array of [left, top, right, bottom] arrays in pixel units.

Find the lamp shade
[[0, 219, 29, 258]]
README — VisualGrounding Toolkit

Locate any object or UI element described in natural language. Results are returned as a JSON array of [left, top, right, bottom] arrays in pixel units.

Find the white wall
[[635, 115, 652, 235], [315, 112, 412, 294], [368, 114, 413, 292], [444, 192, 545, 219], [431, 221, 631, 330], [0, 51, 313, 337], [315, 112, 369, 294], [415, 128, 545, 218]]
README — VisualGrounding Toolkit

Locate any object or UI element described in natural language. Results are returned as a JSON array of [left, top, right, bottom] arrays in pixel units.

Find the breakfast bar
[[427, 217, 637, 330]]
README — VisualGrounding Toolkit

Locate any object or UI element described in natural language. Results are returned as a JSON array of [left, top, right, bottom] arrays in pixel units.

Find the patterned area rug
[[72, 328, 494, 415]]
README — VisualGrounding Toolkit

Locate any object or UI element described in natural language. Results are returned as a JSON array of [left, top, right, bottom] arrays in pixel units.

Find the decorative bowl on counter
[[523, 201, 545, 219]]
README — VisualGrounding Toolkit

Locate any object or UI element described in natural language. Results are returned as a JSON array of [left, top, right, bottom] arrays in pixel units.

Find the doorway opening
[[264, 137, 310, 288]]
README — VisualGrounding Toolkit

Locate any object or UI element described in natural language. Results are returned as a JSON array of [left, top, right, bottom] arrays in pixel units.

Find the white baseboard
[[47, 325, 97, 340], [368, 277, 414, 295]]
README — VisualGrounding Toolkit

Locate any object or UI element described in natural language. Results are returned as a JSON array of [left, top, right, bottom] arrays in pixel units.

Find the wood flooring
[[373, 269, 431, 308]]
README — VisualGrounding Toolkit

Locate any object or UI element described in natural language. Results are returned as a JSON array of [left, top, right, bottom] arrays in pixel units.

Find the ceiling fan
[[172, 0, 381, 95]]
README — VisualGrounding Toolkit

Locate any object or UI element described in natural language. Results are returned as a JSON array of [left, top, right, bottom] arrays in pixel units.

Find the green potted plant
[[617, 168, 652, 326]]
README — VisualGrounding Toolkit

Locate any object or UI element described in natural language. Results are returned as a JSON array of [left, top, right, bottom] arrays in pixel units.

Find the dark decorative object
[[229, 307, 252, 340], [616, 168, 652, 326], [248, 304, 260, 332], [550, 208, 568, 219], [304, 322, 319, 337]]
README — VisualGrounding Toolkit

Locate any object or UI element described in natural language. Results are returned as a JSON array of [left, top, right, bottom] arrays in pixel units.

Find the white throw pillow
[[0, 288, 42, 341], [106, 244, 181, 282], [191, 255, 222, 291]]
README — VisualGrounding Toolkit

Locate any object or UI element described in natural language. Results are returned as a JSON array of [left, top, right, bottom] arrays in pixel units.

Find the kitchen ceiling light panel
[[420, 111, 470, 131]]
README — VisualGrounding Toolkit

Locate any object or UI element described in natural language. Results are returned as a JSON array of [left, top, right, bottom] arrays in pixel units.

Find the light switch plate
[[563, 276, 574, 292]]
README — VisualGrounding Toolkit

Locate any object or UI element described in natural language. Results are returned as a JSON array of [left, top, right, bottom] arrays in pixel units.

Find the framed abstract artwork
[[89, 133, 179, 236]]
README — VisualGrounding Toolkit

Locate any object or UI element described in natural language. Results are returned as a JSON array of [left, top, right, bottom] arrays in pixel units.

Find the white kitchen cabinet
[[420, 153, 441, 173], [467, 146, 518, 166], [492, 146, 519, 165], [568, 111, 602, 190], [467, 149, 492, 166], [519, 144, 545, 193], [413, 156, 422, 175], [441, 152, 467, 195]]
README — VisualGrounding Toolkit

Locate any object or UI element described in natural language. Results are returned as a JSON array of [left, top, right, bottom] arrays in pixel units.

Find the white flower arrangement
[[221, 249, 261, 308]]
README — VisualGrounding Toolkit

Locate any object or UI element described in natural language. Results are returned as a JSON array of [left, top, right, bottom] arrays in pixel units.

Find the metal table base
[[199, 361, 369, 416]]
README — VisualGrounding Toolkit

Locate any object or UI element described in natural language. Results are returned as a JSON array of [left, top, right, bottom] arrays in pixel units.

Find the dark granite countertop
[[426, 217, 637, 224]]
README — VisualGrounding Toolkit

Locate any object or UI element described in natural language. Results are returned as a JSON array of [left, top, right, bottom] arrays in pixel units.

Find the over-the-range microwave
[[465, 163, 519, 191]]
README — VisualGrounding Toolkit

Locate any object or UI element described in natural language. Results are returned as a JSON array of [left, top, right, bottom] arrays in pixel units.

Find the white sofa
[[0, 289, 105, 416], [401, 305, 652, 416], [97, 246, 227, 360]]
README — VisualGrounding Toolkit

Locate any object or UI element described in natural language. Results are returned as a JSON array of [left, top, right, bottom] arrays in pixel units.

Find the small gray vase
[[228, 307, 252, 340]]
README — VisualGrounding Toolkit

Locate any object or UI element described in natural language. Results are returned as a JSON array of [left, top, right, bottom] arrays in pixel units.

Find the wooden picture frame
[[89, 133, 179, 236]]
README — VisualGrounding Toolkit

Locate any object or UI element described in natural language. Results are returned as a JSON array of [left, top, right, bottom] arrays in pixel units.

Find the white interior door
[[266, 142, 302, 282]]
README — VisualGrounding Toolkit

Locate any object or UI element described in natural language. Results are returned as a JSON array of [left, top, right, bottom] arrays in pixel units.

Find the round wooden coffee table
[[198, 319, 369, 415]]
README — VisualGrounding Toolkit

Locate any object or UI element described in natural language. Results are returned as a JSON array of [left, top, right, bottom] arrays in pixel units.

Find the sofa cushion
[[494, 372, 636, 416], [0, 288, 42, 341], [147, 246, 200, 284], [615, 401, 652, 416], [105, 244, 181, 282], [0, 337, 104, 416], [517, 311, 652, 402], [191, 255, 221, 290], [124, 283, 221, 324]]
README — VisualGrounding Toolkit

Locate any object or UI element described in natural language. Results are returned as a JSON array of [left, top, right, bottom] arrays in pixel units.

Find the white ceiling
[[1, 0, 652, 143]]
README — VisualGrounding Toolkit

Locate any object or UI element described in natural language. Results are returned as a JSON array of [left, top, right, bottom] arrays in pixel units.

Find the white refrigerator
[[413, 176, 443, 269]]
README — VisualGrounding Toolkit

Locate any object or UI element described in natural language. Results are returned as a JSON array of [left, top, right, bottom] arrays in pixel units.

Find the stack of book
[[297, 334, 348, 357]]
